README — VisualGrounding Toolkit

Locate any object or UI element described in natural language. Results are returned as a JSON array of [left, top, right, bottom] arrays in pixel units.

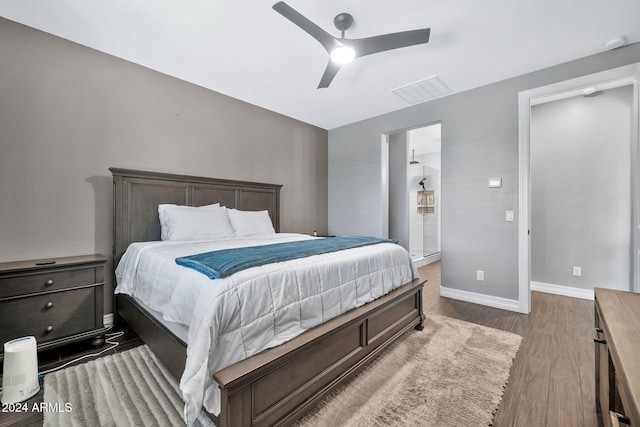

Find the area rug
[[42, 344, 201, 427], [43, 313, 521, 427], [295, 313, 522, 426]]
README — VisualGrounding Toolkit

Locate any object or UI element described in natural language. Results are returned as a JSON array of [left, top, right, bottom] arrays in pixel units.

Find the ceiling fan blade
[[350, 28, 431, 58], [318, 61, 342, 88], [273, 2, 341, 53]]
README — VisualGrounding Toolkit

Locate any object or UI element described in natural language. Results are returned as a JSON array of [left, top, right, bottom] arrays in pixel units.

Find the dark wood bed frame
[[111, 167, 425, 427]]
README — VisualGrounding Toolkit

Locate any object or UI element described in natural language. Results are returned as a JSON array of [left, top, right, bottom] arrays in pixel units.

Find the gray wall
[[388, 132, 409, 249], [328, 42, 640, 301], [0, 18, 328, 312], [531, 86, 632, 291]]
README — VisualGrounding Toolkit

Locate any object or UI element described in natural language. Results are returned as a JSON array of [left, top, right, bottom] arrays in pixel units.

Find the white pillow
[[226, 209, 276, 237], [160, 205, 235, 241], [158, 203, 220, 240]]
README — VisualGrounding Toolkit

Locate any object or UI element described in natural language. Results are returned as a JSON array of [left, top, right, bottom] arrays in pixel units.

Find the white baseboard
[[440, 286, 521, 312], [103, 313, 114, 327], [530, 281, 594, 300], [413, 257, 428, 268], [413, 252, 441, 268]]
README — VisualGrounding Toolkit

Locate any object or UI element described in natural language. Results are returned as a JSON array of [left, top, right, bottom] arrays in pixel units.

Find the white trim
[[530, 281, 594, 300], [522, 65, 639, 104], [103, 313, 114, 327], [424, 251, 441, 265], [380, 134, 390, 239], [518, 62, 640, 312], [412, 252, 441, 268], [440, 286, 520, 312], [633, 69, 640, 293], [413, 257, 428, 268], [517, 89, 531, 314], [530, 76, 635, 106]]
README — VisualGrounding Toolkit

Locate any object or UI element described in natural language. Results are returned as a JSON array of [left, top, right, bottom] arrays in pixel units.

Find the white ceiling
[[1, 0, 639, 130]]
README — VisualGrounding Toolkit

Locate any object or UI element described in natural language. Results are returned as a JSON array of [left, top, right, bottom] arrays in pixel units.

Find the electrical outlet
[[573, 266, 582, 277], [476, 270, 484, 281]]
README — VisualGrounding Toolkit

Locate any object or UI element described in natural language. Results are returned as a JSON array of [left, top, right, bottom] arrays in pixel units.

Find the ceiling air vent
[[391, 75, 451, 105]]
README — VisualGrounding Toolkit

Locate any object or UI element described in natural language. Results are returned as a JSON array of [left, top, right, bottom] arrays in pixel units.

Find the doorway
[[384, 123, 442, 267], [531, 85, 633, 296], [518, 63, 640, 313], [408, 124, 442, 266]]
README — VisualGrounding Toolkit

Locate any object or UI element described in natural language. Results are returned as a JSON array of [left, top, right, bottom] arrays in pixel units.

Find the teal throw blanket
[[175, 236, 397, 279]]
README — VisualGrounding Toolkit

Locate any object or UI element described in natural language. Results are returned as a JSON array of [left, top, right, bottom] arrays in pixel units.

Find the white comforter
[[115, 233, 417, 425]]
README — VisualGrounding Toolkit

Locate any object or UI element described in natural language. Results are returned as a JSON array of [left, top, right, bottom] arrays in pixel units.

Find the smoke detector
[[604, 37, 627, 50]]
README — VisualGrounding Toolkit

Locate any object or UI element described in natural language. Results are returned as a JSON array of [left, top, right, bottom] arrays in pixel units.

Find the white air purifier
[[1, 336, 40, 404]]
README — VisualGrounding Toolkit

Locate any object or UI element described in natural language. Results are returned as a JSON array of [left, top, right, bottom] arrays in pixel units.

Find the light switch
[[506, 211, 514, 221], [488, 177, 502, 188]]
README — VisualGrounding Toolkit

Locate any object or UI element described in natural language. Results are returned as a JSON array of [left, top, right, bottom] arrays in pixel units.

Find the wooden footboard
[[210, 277, 424, 426], [116, 278, 424, 426]]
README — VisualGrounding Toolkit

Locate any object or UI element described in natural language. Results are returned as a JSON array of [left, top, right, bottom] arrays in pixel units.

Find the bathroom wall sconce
[[417, 190, 435, 214]]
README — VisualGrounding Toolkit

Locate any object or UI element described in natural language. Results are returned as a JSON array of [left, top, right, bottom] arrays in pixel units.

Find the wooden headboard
[[111, 168, 282, 263]]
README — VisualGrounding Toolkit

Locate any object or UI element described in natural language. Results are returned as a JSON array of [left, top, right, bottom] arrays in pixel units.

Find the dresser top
[[595, 287, 640, 423], [0, 254, 107, 274]]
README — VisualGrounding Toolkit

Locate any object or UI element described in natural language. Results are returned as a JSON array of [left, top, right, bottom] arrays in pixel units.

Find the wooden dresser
[[594, 288, 640, 426], [0, 255, 108, 359]]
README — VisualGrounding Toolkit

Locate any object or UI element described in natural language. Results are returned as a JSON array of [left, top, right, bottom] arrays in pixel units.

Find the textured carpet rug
[[43, 313, 521, 427], [43, 344, 196, 427], [295, 313, 522, 426]]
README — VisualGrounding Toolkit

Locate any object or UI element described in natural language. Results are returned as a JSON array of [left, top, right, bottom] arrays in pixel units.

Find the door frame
[[518, 62, 640, 313]]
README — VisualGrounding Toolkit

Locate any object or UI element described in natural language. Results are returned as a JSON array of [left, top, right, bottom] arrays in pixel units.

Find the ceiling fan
[[272, 2, 431, 89]]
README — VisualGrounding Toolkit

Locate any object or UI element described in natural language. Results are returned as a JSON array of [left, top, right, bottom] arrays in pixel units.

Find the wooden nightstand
[[0, 254, 109, 360]]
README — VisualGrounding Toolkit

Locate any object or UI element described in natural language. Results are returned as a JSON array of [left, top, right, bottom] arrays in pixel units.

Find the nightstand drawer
[[0, 287, 97, 345], [0, 267, 99, 298]]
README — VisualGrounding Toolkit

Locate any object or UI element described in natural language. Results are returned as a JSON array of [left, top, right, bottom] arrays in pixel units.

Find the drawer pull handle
[[45, 302, 54, 309], [45, 325, 54, 333], [610, 411, 630, 426], [45, 279, 54, 286], [593, 327, 606, 345]]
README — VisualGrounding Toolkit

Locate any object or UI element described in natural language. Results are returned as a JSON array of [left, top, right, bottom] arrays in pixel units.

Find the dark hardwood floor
[[419, 261, 597, 427], [1, 261, 596, 426]]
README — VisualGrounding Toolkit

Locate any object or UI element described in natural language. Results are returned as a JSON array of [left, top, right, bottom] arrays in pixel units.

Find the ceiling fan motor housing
[[334, 13, 354, 34]]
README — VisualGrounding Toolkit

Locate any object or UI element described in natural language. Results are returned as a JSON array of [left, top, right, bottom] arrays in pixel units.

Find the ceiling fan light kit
[[330, 13, 356, 64], [330, 45, 356, 64], [272, 1, 431, 88]]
